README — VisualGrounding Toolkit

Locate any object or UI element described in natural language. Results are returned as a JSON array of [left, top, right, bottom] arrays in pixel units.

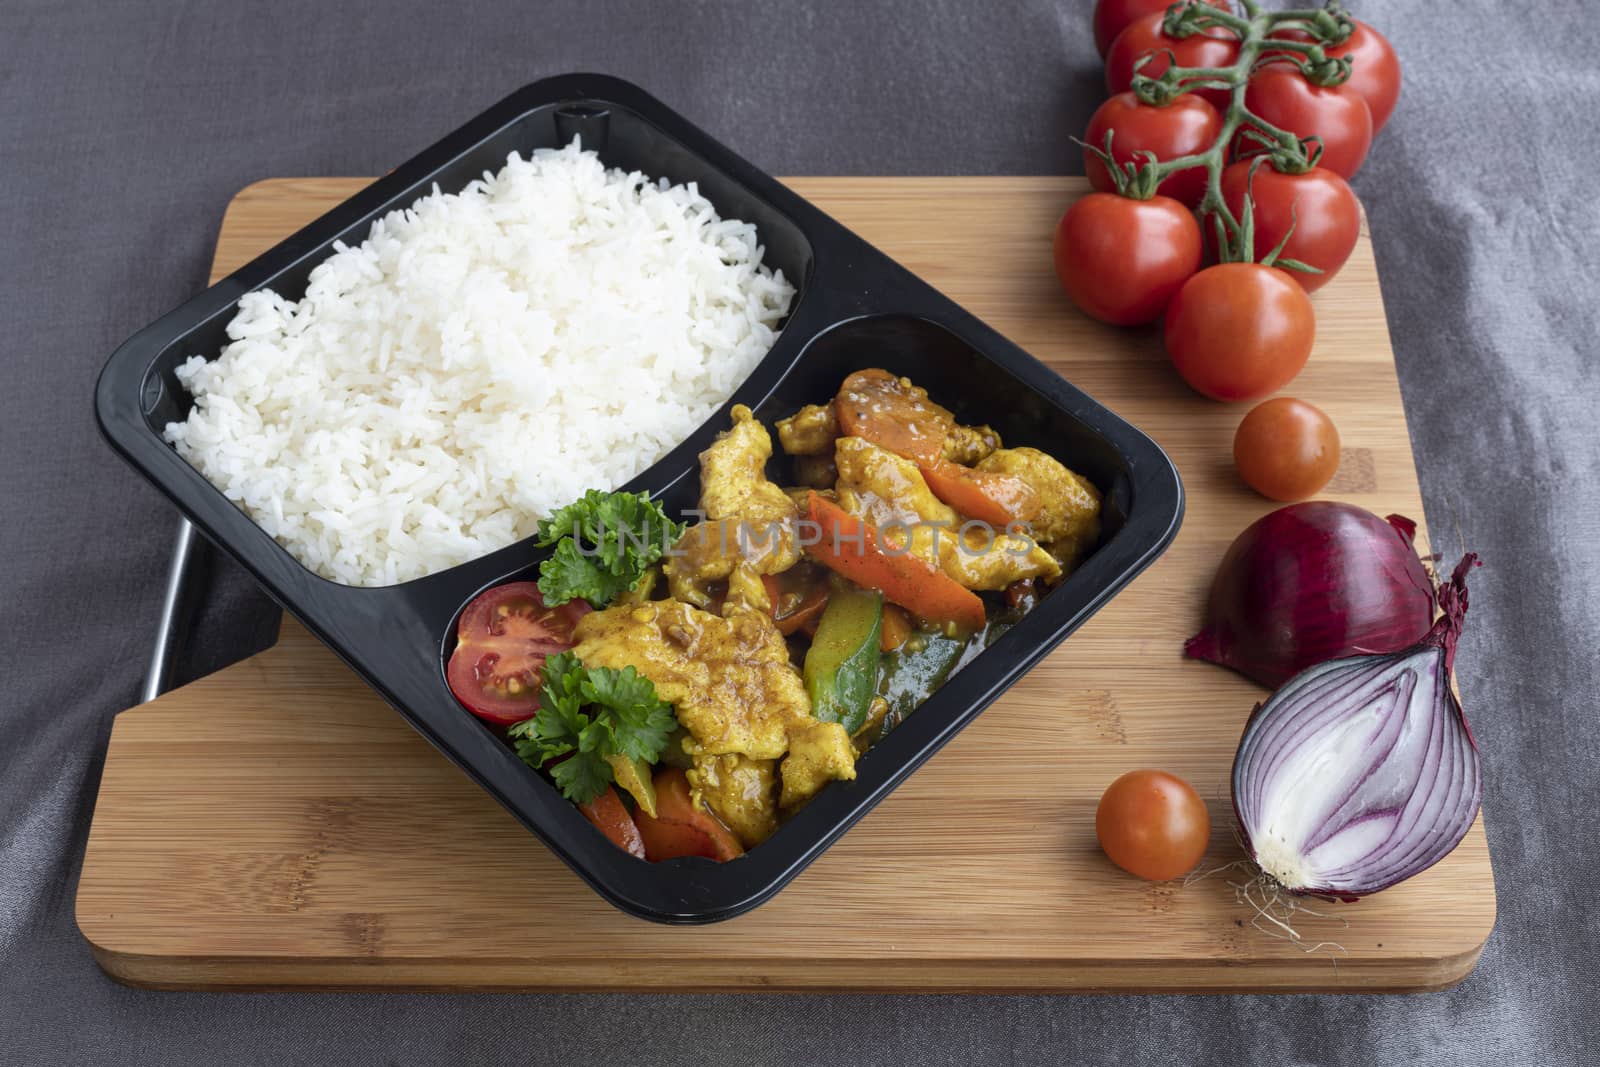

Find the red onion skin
[[1427, 552, 1479, 749], [1186, 502, 1436, 688]]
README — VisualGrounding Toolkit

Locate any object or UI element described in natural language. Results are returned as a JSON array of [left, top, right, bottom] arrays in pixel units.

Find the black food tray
[[95, 74, 1184, 923]]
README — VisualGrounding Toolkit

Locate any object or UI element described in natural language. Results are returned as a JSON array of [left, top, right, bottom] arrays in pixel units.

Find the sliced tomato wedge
[[446, 582, 590, 726]]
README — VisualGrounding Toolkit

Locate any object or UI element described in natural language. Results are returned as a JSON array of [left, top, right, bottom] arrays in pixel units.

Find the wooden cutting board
[[76, 177, 1494, 992]]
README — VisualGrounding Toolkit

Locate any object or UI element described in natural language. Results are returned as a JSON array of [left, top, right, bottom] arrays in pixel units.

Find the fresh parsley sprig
[[507, 651, 677, 805], [535, 490, 684, 608]]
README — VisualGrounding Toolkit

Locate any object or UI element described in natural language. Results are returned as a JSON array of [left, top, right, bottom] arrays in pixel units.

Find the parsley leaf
[[538, 539, 636, 610], [535, 490, 685, 609], [586, 665, 680, 763], [506, 651, 678, 805], [549, 742, 612, 804]]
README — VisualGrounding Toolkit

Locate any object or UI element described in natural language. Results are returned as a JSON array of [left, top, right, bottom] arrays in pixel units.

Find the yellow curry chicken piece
[[832, 436, 1061, 590], [666, 404, 800, 608], [570, 596, 855, 824], [700, 405, 798, 535], [975, 447, 1103, 570], [774, 402, 838, 456], [573, 600, 800, 759], [686, 753, 779, 848], [941, 422, 1004, 466], [776, 394, 1002, 466]]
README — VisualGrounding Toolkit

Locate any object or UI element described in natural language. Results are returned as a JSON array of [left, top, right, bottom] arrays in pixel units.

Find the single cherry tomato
[[1096, 769, 1211, 881], [578, 786, 645, 858], [1232, 396, 1341, 501], [1094, 0, 1229, 58], [1240, 67, 1373, 179], [1053, 192, 1203, 326], [1106, 13, 1241, 112], [1269, 20, 1401, 131], [1218, 161, 1360, 292], [446, 582, 590, 725], [635, 767, 744, 862], [1084, 92, 1222, 207], [1326, 21, 1401, 132], [1163, 263, 1315, 401]]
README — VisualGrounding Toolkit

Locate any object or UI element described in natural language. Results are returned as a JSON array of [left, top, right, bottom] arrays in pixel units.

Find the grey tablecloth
[[3, 1, 1596, 1063]]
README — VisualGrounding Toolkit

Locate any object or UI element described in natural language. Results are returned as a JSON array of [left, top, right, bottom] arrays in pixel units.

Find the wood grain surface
[[76, 177, 1495, 993]]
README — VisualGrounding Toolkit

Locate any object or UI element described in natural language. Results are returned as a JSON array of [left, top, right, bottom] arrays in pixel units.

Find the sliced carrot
[[578, 786, 645, 859], [918, 458, 1042, 527], [635, 767, 744, 862], [802, 492, 986, 634], [833, 370, 1038, 526], [880, 604, 914, 652], [834, 369, 949, 465]]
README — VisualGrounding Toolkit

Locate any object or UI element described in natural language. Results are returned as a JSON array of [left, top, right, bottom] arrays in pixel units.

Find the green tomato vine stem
[[1087, 0, 1356, 265]]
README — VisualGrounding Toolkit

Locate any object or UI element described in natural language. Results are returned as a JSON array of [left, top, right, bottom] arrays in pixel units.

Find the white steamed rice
[[164, 140, 795, 586]]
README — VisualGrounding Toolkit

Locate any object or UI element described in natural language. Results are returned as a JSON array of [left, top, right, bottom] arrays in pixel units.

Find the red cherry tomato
[[1096, 769, 1211, 881], [1053, 192, 1203, 326], [1240, 67, 1373, 179], [1163, 263, 1315, 401], [1093, 0, 1228, 58], [1106, 13, 1241, 112], [1233, 396, 1341, 501], [1270, 20, 1401, 131], [1218, 161, 1360, 292], [445, 582, 590, 725], [1084, 92, 1222, 207]]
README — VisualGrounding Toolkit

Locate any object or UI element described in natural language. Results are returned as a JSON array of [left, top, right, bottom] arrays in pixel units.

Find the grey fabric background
[[2, 0, 1595, 1063]]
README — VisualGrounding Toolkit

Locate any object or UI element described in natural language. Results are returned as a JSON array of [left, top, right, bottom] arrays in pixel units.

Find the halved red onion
[[1231, 554, 1481, 899], [1186, 503, 1437, 689]]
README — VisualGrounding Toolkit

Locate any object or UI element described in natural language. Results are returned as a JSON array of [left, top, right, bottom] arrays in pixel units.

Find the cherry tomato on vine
[[1105, 13, 1241, 112], [1093, 0, 1229, 58], [1270, 20, 1401, 131], [1096, 769, 1211, 881], [1084, 92, 1221, 207], [1239, 67, 1373, 179], [1218, 160, 1360, 292], [1233, 396, 1341, 500], [1053, 192, 1203, 326], [1163, 263, 1315, 400]]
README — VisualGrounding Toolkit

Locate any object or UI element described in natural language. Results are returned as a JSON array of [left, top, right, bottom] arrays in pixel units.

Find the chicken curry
[[445, 369, 1102, 861]]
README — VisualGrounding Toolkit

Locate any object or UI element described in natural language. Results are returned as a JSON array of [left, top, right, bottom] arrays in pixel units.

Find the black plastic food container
[[96, 74, 1183, 923]]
